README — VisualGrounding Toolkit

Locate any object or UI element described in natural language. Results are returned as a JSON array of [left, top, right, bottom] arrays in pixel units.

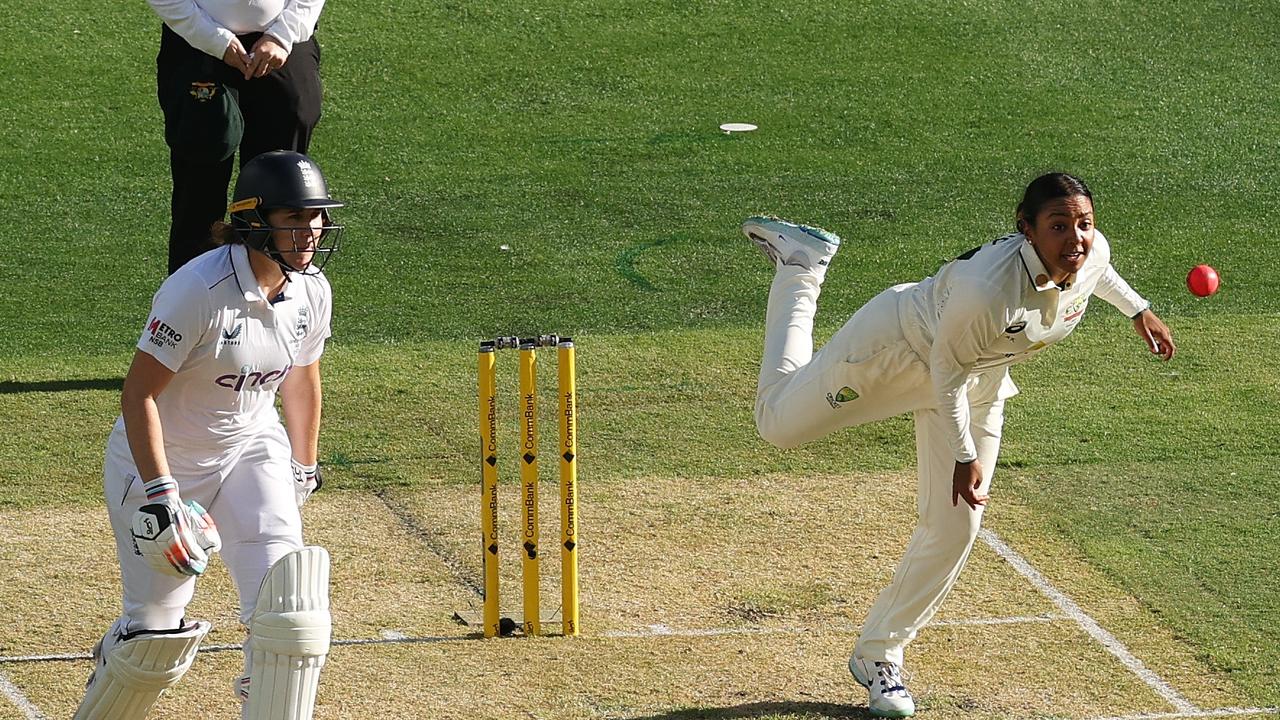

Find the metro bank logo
[[216, 364, 292, 392], [147, 317, 183, 349]]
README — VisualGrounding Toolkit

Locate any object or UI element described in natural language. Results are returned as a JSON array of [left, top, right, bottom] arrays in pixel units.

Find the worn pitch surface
[[0, 475, 1258, 719]]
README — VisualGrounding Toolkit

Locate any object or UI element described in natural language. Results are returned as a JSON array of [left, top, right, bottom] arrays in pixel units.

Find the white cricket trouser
[[102, 422, 304, 632], [756, 266, 1005, 666]]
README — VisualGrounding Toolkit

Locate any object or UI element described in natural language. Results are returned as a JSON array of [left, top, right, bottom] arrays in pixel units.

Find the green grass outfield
[[1, 0, 1277, 712]]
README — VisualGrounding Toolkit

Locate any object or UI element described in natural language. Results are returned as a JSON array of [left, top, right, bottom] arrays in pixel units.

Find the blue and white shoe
[[741, 215, 842, 278], [849, 655, 915, 718]]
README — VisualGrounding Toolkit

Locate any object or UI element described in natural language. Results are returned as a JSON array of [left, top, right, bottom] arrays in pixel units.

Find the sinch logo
[[215, 364, 292, 392]]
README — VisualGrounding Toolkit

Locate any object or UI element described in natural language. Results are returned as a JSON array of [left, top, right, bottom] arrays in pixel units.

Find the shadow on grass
[[629, 701, 869, 719], [0, 378, 122, 394]]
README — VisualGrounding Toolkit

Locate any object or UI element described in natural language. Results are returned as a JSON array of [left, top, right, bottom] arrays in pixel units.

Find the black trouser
[[157, 24, 323, 274]]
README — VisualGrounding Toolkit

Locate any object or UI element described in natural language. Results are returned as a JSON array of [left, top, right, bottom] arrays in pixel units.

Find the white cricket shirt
[[115, 243, 332, 477], [898, 231, 1148, 463], [148, 0, 326, 57]]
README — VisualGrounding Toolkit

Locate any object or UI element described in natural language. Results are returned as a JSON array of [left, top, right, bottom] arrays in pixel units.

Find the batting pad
[[73, 620, 210, 720], [245, 546, 332, 720]]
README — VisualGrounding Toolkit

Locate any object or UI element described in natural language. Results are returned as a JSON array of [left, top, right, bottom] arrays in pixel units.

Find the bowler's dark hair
[[1016, 173, 1092, 232]]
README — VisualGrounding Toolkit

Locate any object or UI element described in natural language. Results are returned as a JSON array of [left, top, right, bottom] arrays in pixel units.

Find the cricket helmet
[[228, 150, 344, 274]]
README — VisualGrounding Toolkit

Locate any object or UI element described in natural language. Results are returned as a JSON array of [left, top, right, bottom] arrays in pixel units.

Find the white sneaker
[[849, 656, 915, 718], [741, 215, 841, 277]]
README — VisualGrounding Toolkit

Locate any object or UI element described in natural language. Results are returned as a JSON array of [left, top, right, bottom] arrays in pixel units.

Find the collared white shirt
[[148, 0, 326, 58], [899, 231, 1148, 463], [119, 243, 332, 476]]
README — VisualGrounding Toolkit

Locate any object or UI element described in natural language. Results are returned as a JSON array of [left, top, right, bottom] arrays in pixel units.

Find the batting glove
[[131, 476, 222, 577], [291, 458, 322, 507]]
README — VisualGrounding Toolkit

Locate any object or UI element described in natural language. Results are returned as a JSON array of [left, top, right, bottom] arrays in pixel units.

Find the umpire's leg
[[236, 34, 323, 163], [167, 153, 233, 274], [158, 25, 236, 274]]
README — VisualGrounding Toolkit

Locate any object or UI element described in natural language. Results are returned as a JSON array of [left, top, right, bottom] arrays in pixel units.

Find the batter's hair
[[1016, 172, 1093, 232], [210, 220, 243, 247]]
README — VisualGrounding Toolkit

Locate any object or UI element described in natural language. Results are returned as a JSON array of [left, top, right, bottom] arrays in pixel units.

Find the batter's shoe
[[741, 215, 841, 278], [849, 655, 915, 718]]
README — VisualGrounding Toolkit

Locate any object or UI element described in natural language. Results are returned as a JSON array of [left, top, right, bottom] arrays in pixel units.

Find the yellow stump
[[558, 340, 580, 636], [478, 344, 500, 638], [519, 342, 540, 636]]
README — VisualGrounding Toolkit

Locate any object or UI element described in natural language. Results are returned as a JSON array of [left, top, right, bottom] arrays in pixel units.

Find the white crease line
[[0, 634, 462, 664], [932, 613, 1064, 627], [1088, 707, 1280, 720], [980, 528, 1198, 713], [0, 652, 90, 663], [10, 618, 1261, 720], [0, 613, 1068, 663], [201, 635, 465, 654], [601, 614, 1064, 639], [602, 624, 797, 639], [0, 668, 47, 720]]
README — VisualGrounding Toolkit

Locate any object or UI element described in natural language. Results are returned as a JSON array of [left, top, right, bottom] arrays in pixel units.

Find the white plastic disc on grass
[[719, 122, 758, 133]]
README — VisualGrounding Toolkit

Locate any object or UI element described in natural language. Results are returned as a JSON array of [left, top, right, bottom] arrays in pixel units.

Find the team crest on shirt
[[294, 307, 310, 339], [1062, 296, 1088, 323], [146, 317, 183, 349]]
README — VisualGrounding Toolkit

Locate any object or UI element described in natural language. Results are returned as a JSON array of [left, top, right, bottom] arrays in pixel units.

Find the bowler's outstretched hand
[[1133, 309, 1176, 361]]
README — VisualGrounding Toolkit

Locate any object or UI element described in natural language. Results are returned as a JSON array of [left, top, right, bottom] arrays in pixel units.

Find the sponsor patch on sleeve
[[146, 316, 184, 350]]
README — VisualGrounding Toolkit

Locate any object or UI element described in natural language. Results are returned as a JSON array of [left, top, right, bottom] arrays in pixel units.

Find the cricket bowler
[[745, 172, 1175, 717]]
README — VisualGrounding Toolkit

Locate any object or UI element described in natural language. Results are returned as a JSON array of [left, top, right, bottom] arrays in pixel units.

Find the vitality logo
[[826, 386, 859, 408]]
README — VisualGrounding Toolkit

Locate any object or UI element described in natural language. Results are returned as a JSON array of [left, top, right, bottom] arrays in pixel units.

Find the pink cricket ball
[[1186, 264, 1220, 297]]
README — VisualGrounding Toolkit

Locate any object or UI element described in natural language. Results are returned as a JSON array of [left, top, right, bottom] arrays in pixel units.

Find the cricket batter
[[744, 173, 1175, 718], [75, 151, 341, 720]]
